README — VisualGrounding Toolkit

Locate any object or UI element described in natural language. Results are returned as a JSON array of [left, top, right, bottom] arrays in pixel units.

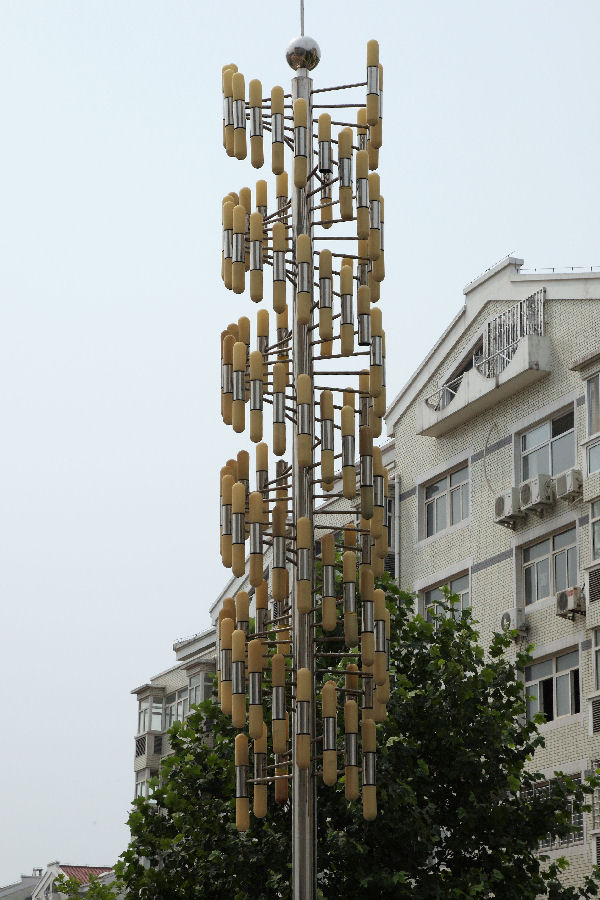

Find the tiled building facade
[[386, 255, 600, 881]]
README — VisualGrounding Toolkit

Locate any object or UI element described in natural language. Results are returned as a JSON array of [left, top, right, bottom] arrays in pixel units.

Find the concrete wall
[[387, 263, 600, 880]]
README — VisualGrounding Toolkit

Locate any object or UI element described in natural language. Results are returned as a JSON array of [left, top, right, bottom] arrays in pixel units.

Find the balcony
[[417, 333, 551, 437]]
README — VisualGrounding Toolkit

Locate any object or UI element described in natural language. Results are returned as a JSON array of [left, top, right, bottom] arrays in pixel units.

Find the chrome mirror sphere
[[286, 35, 321, 71]]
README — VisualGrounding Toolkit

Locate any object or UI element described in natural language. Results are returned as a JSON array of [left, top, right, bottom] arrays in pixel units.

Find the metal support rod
[[291, 66, 317, 900]]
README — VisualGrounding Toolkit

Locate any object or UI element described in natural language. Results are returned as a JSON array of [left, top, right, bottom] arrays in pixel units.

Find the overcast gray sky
[[2, 0, 600, 885]]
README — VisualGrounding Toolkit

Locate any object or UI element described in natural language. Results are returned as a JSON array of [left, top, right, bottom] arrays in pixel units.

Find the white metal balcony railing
[[425, 289, 545, 412]]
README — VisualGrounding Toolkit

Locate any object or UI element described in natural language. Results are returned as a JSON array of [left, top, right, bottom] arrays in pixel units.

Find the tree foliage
[[116, 575, 600, 899], [53, 873, 122, 899]]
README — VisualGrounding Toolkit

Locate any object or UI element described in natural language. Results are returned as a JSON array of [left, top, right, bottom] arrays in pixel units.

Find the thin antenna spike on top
[[301, 0, 304, 36]]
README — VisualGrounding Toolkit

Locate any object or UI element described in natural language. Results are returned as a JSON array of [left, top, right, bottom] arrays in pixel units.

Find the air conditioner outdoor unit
[[555, 467, 583, 501], [494, 488, 524, 528], [500, 608, 527, 636], [520, 474, 554, 513], [555, 586, 585, 619]]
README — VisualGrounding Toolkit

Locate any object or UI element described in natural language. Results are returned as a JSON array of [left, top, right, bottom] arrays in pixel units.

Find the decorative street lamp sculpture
[[217, 27, 388, 900]]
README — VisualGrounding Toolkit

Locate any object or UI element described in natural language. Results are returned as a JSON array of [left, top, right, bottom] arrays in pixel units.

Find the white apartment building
[[132, 252, 600, 883], [131, 628, 215, 798], [386, 254, 600, 883]]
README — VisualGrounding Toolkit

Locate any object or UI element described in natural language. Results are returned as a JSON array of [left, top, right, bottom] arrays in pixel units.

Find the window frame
[[524, 649, 581, 724], [424, 572, 471, 624], [522, 775, 584, 849], [422, 462, 470, 540], [521, 526, 578, 607], [587, 373, 600, 440], [595, 630, 600, 693], [592, 501, 600, 563], [519, 408, 575, 483]]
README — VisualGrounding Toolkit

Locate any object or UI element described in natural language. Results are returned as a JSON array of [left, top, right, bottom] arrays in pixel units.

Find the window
[[521, 410, 575, 481], [523, 527, 577, 606], [590, 443, 600, 476], [176, 688, 189, 721], [523, 776, 584, 849], [525, 649, 580, 722], [190, 672, 213, 707], [425, 573, 470, 623], [137, 697, 162, 733], [385, 497, 394, 548], [588, 374, 600, 437], [165, 693, 176, 728], [424, 464, 469, 538], [135, 770, 147, 799], [595, 630, 600, 692], [593, 501, 600, 562]]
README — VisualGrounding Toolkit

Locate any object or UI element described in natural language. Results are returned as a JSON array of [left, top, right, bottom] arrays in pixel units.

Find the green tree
[[53, 873, 122, 899], [116, 575, 600, 899]]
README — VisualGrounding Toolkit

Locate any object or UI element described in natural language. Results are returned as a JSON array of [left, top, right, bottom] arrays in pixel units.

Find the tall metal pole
[[291, 66, 316, 900]]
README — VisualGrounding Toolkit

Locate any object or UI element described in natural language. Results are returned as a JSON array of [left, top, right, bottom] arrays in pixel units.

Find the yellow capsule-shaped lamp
[[222, 334, 234, 425], [272, 221, 287, 314], [320, 390, 334, 488], [340, 264, 354, 357], [221, 473, 234, 568], [338, 128, 354, 221], [220, 616, 234, 716], [321, 532, 337, 632], [356, 150, 370, 240], [368, 173, 381, 261], [271, 652, 287, 755], [318, 114, 333, 229], [256, 308, 269, 388], [223, 67, 235, 156], [272, 500, 287, 602], [344, 699, 359, 801], [362, 718, 377, 820], [232, 341, 246, 434], [373, 195, 385, 283], [293, 98, 308, 189], [322, 681, 337, 786], [222, 200, 234, 290], [249, 78, 264, 169], [370, 307, 383, 399], [373, 589, 387, 687], [360, 564, 375, 666], [231, 482, 246, 577], [366, 40, 380, 126], [371, 64, 383, 149], [296, 516, 312, 614], [318, 249, 333, 341], [372, 447, 384, 538], [297, 373, 312, 467], [271, 86, 285, 175], [249, 212, 263, 302], [235, 733, 249, 831], [359, 425, 374, 520], [296, 234, 312, 326], [249, 351, 263, 443], [248, 639, 264, 740], [253, 722, 268, 818], [248, 492, 264, 587], [232, 204, 246, 294], [232, 72, 247, 160], [272, 362, 286, 457], [357, 284, 371, 348], [296, 668, 311, 770], [231, 629, 246, 729], [343, 550, 358, 647], [341, 405, 356, 499]]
